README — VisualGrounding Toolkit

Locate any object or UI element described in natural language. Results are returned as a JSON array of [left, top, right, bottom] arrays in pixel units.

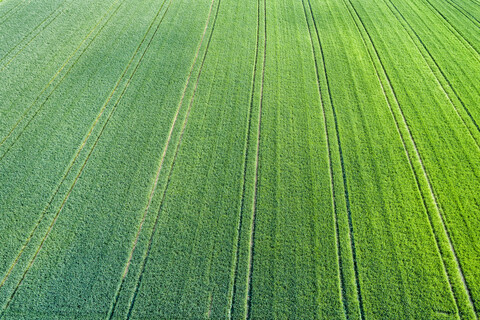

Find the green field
[[0, 0, 479, 318]]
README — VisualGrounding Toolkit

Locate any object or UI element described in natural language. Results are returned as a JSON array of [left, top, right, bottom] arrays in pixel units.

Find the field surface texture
[[0, 0, 479, 318]]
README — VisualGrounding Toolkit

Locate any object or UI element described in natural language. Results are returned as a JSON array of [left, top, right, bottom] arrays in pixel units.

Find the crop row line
[[382, 0, 479, 316], [444, 0, 480, 28], [344, 0, 477, 317], [227, 0, 262, 317], [340, 0, 455, 314], [0, 0, 29, 26], [122, 0, 222, 318], [105, 0, 218, 317], [0, 0, 172, 316], [422, 0, 480, 61], [0, 0, 71, 71], [243, 0, 266, 318], [300, 0, 348, 318], [0, 0, 129, 292], [388, 0, 480, 151], [307, 0, 366, 318], [0, 0, 126, 159], [385, 0, 480, 302]]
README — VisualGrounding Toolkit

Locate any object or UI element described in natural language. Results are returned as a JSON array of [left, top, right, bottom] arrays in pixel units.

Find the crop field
[[0, 0, 479, 318]]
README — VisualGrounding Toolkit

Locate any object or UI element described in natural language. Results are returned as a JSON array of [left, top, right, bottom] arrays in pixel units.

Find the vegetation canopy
[[0, 0, 479, 318]]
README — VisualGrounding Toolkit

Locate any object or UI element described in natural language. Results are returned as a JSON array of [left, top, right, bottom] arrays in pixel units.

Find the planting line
[[306, 0, 365, 318], [0, 0, 156, 293], [0, 0, 130, 289], [444, 0, 480, 28], [227, 0, 261, 318], [176, 78, 231, 312], [386, 0, 480, 151], [105, 0, 218, 318], [382, 0, 478, 316], [0, 0, 171, 315], [0, 0, 26, 21], [208, 291, 213, 318], [0, 0, 30, 26], [342, 0, 459, 312], [422, 0, 480, 60], [124, 0, 221, 316], [300, 0, 347, 318], [124, 1, 222, 318], [243, 0, 266, 319], [0, 0, 71, 69], [344, 0, 477, 317], [0, 0, 125, 153]]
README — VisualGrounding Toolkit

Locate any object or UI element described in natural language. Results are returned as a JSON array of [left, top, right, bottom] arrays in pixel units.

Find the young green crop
[[0, 0, 478, 318]]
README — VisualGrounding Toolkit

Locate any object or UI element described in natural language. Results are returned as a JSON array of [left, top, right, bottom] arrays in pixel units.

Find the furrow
[[0, 0, 172, 314], [345, 0, 477, 317], [0, 0, 71, 69], [422, 0, 480, 60], [0, 0, 126, 153], [124, 0, 221, 317], [227, 0, 260, 317], [0, 0, 29, 26], [306, 0, 365, 318], [245, 0, 266, 318], [386, 0, 480, 150], [0, 0, 128, 290], [300, 0, 346, 318], [105, 0, 215, 317]]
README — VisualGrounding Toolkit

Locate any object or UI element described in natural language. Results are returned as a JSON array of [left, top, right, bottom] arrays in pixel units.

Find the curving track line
[[422, 0, 480, 60], [382, 0, 479, 317], [108, 0, 223, 317], [0, 0, 71, 70], [344, 0, 478, 317], [104, 0, 217, 317], [227, 0, 261, 317], [0, 0, 126, 157], [300, 0, 349, 318], [0, 0, 172, 316], [443, 0, 480, 28], [0, 0, 128, 291], [386, 0, 480, 151]]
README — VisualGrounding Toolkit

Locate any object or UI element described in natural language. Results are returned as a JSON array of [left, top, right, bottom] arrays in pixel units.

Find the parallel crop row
[[0, 0, 478, 318]]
